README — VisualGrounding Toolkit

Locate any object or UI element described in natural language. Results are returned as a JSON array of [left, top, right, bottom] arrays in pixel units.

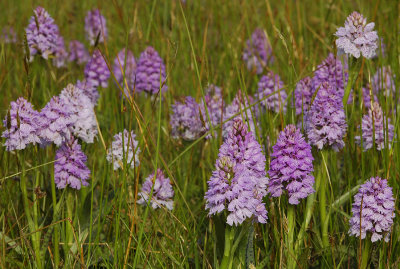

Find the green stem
[[65, 189, 75, 264], [50, 166, 60, 267], [287, 205, 296, 269], [360, 239, 371, 269], [19, 153, 42, 269], [33, 169, 41, 265], [219, 226, 235, 269], [320, 152, 329, 248], [294, 191, 316, 253], [320, 175, 329, 248]]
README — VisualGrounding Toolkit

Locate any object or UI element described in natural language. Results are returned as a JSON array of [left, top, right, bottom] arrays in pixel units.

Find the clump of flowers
[[25, 6, 61, 61], [223, 91, 258, 139], [347, 86, 378, 107], [335, 11, 378, 59], [361, 86, 378, 108], [306, 82, 347, 151], [257, 71, 287, 113], [294, 77, 313, 115], [85, 9, 107, 45], [68, 40, 90, 64], [205, 119, 268, 226], [372, 66, 396, 96], [312, 53, 348, 98], [1, 26, 17, 43], [242, 28, 273, 74], [75, 79, 99, 106], [52, 36, 68, 68], [268, 125, 314, 204], [84, 49, 110, 88], [137, 169, 174, 210], [349, 177, 395, 242], [54, 138, 90, 189], [39, 96, 74, 146], [135, 46, 167, 94], [112, 48, 137, 97], [106, 129, 140, 170], [170, 96, 203, 141], [355, 102, 394, 151], [59, 84, 98, 143], [199, 85, 225, 137], [2, 97, 42, 151]]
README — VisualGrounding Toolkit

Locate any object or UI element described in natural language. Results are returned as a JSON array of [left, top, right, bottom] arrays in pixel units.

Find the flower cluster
[[335, 11, 378, 59], [170, 96, 203, 141], [135, 46, 167, 94], [39, 96, 74, 146], [355, 102, 394, 151], [361, 86, 378, 108], [223, 92, 257, 139], [106, 129, 140, 170], [2, 98, 42, 151], [112, 48, 137, 97], [312, 53, 348, 98], [84, 49, 110, 88], [1, 26, 17, 43], [257, 71, 287, 113], [199, 85, 225, 138], [59, 84, 98, 143], [294, 77, 313, 115], [349, 177, 395, 242], [54, 138, 90, 189], [85, 9, 107, 45], [205, 119, 268, 226], [68, 40, 90, 65], [268, 125, 315, 204], [372, 66, 396, 97], [306, 82, 347, 151], [75, 79, 99, 106], [52, 36, 68, 68], [137, 169, 174, 210], [25, 6, 61, 61], [242, 28, 273, 74]]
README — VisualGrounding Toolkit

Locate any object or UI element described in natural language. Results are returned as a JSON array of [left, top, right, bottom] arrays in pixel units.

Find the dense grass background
[[1, 0, 399, 268]]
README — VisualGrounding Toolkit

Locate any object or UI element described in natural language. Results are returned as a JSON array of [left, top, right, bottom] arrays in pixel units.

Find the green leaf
[[245, 225, 255, 269]]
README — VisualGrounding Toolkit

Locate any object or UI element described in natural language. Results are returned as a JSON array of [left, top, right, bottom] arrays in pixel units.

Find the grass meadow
[[0, 0, 399, 268]]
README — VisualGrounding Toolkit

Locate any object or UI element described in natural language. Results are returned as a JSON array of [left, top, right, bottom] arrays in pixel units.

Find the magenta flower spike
[[268, 125, 315, 204], [306, 82, 347, 151], [349, 177, 395, 242], [25, 6, 61, 61], [312, 53, 348, 98], [223, 91, 258, 139], [54, 137, 90, 189], [59, 84, 98, 143], [2, 97, 42, 151], [355, 102, 394, 151], [84, 49, 110, 88], [137, 169, 174, 210], [242, 28, 273, 74], [85, 9, 107, 45], [335, 11, 378, 59], [135, 46, 167, 94], [39, 96, 74, 146], [257, 71, 287, 113], [69, 40, 90, 64], [205, 119, 268, 226], [112, 48, 137, 97], [170, 96, 203, 141], [106, 129, 140, 170], [199, 85, 225, 138], [294, 77, 313, 115]]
